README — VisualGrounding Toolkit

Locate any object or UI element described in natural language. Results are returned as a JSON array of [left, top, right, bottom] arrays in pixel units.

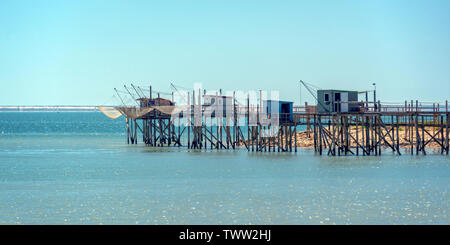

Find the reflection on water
[[0, 112, 449, 224]]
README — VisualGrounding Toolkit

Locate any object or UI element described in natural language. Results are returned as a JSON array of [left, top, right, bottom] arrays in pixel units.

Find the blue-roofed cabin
[[263, 100, 294, 123]]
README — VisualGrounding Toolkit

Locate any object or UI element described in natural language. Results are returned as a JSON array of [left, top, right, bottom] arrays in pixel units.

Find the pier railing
[[294, 100, 449, 114]]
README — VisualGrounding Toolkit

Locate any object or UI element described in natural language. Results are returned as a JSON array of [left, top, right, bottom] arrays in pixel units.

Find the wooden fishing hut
[[109, 83, 449, 156]]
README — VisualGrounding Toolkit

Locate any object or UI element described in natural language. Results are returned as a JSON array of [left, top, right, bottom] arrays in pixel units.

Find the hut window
[[324, 93, 330, 102]]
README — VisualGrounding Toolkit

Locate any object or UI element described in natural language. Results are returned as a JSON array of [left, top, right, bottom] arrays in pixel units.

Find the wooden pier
[[113, 87, 449, 156]]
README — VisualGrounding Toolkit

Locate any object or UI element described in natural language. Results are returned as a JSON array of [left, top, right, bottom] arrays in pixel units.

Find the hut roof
[[136, 97, 173, 103]]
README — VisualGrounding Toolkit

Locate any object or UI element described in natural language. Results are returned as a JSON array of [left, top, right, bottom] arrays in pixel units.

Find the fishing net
[[112, 105, 192, 119], [98, 106, 123, 119], [153, 105, 191, 115], [115, 107, 155, 119]]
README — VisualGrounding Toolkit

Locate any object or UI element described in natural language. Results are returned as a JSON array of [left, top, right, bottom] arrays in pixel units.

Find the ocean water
[[0, 112, 449, 224]]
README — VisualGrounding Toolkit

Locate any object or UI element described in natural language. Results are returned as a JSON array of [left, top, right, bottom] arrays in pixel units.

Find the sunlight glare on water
[[0, 112, 449, 224]]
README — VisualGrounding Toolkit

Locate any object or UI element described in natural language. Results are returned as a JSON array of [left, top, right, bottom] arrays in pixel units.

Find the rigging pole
[[299, 80, 329, 113], [123, 85, 140, 106], [131, 84, 146, 99], [114, 88, 126, 106]]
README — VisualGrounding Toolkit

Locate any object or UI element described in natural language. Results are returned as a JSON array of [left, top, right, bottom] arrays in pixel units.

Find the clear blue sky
[[1, 0, 449, 106]]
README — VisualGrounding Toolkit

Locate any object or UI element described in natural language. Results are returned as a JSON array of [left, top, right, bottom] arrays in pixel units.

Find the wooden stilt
[[422, 115, 426, 155], [356, 115, 359, 156], [294, 123, 297, 152]]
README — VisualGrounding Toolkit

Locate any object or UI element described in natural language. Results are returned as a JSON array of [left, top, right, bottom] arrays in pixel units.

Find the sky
[[1, 0, 450, 106]]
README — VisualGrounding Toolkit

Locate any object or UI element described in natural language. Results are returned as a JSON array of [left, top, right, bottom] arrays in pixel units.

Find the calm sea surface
[[0, 112, 449, 224]]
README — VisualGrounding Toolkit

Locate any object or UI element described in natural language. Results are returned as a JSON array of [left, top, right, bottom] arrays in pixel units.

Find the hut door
[[334, 93, 341, 112], [281, 103, 290, 122], [341, 92, 348, 112]]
